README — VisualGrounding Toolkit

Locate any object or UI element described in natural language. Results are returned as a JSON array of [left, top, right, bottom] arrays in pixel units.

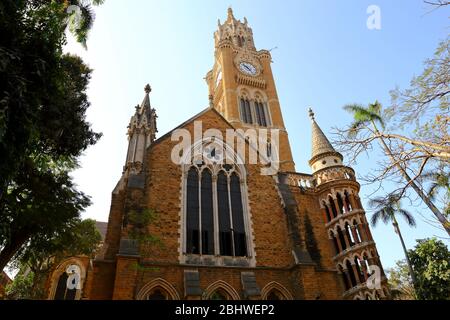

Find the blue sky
[[65, 0, 449, 270]]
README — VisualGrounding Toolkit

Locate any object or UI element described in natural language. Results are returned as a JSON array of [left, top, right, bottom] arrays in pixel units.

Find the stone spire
[[214, 8, 255, 50], [125, 84, 158, 175], [227, 6, 235, 22], [308, 108, 336, 159], [308, 108, 343, 172]]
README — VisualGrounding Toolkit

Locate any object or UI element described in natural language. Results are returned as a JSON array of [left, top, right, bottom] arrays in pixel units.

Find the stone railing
[[315, 166, 356, 185], [285, 172, 315, 189]]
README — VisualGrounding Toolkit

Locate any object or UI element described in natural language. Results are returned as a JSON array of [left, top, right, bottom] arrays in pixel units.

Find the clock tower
[[205, 8, 296, 172]]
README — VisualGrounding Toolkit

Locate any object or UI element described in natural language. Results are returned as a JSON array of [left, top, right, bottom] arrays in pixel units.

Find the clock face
[[239, 62, 257, 76]]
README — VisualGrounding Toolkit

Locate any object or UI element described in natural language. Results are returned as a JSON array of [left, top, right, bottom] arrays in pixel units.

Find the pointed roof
[[140, 84, 151, 113], [308, 108, 342, 163], [128, 84, 158, 140], [227, 7, 235, 22]]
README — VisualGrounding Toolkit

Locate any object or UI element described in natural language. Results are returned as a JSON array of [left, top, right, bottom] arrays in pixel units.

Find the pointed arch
[[48, 258, 86, 300], [336, 192, 345, 214], [344, 190, 353, 211], [338, 264, 351, 291], [180, 138, 254, 266], [204, 280, 240, 300], [323, 201, 332, 222], [345, 222, 355, 246], [345, 260, 357, 288], [261, 282, 293, 300], [328, 195, 338, 218], [136, 278, 180, 300], [336, 225, 347, 250], [329, 229, 340, 254]]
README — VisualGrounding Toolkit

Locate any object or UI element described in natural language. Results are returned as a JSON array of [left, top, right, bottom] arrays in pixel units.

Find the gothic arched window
[[336, 226, 347, 250], [346, 260, 357, 287], [266, 290, 285, 300], [344, 190, 353, 211], [230, 172, 247, 257], [147, 287, 170, 300], [186, 167, 200, 254], [323, 202, 332, 222], [201, 169, 214, 255], [208, 289, 229, 300], [329, 230, 339, 255], [185, 165, 249, 258], [336, 192, 345, 214], [218, 170, 232, 256], [240, 98, 253, 124], [254, 101, 268, 127], [54, 272, 76, 300], [328, 196, 338, 218]]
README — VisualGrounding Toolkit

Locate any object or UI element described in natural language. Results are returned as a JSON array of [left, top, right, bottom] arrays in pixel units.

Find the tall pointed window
[[201, 169, 214, 254], [230, 172, 247, 256], [240, 98, 253, 124], [217, 171, 232, 255], [186, 167, 200, 254], [255, 101, 268, 127], [184, 164, 249, 258]]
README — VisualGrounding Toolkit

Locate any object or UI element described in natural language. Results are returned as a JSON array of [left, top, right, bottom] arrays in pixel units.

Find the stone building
[[47, 8, 389, 300]]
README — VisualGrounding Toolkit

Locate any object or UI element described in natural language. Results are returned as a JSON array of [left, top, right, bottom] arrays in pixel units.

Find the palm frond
[[428, 182, 439, 201], [347, 120, 365, 138], [368, 112, 385, 129], [369, 197, 386, 207], [371, 209, 385, 226], [398, 209, 416, 227]]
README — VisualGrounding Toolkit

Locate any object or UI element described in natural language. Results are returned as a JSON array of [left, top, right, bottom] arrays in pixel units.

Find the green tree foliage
[[388, 38, 449, 218], [6, 218, 101, 300], [128, 209, 161, 246], [335, 40, 450, 235], [0, 0, 104, 271], [409, 238, 450, 300], [4, 271, 34, 300], [369, 194, 418, 287], [387, 259, 415, 300]]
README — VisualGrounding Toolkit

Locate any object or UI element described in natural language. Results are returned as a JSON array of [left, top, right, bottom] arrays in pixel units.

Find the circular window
[[334, 159, 338, 163], [322, 160, 326, 165]]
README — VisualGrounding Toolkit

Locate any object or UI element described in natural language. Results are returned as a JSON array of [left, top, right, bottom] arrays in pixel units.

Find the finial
[[227, 6, 234, 20], [218, 18, 221, 26], [244, 17, 248, 25], [144, 83, 151, 94], [308, 107, 315, 121]]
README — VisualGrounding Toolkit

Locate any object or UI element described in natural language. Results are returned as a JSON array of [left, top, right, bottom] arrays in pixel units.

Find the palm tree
[[369, 194, 417, 288], [422, 170, 450, 217], [64, 0, 105, 48], [344, 102, 450, 236]]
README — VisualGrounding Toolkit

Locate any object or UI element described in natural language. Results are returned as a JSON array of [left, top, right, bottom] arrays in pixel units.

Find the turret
[[124, 84, 157, 175], [307, 108, 390, 300], [214, 7, 256, 50], [308, 108, 344, 175]]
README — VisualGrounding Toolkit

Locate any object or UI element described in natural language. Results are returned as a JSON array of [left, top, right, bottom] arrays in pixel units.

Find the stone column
[[357, 223, 368, 242], [349, 193, 358, 210], [333, 231, 343, 253], [343, 269, 352, 289], [351, 226, 360, 244], [351, 263, 361, 285], [364, 223, 374, 241], [342, 228, 351, 249], [333, 197, 341, 216]]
